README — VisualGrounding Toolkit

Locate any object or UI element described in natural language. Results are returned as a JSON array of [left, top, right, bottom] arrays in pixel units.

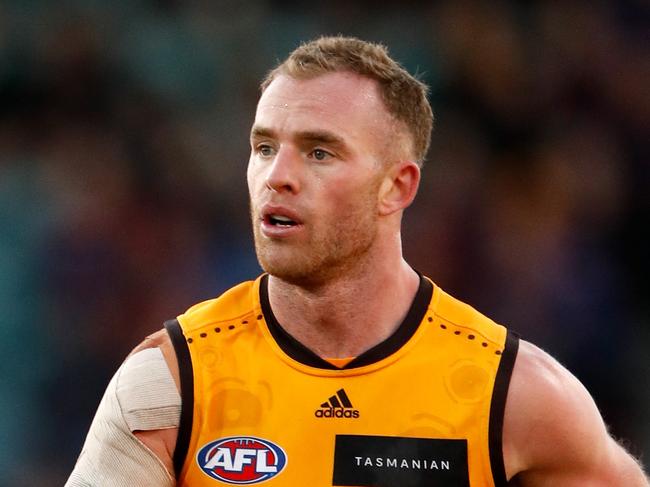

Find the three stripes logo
[[315, 389, 360, 419]]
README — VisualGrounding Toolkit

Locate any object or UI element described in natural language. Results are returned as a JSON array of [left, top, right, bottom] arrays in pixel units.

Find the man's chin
[[262, 264, 311, 284], [258, 256, 321, 287]]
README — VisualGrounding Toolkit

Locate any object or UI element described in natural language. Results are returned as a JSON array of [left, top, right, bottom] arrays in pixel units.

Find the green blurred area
[[0, 1, 647, 484]]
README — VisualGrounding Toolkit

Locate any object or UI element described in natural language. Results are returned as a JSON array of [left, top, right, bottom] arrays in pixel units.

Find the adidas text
[[315, 408, 360, 419]]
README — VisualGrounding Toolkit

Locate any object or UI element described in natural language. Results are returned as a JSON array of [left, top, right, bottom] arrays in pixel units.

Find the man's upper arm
[[66, 329, 181, 487], [130, 329, 182, 475], [503, 340, 648, 486]]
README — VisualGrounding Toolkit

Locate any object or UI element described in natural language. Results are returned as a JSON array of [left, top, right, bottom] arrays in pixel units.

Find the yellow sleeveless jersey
[[164, 274, 519, 487]]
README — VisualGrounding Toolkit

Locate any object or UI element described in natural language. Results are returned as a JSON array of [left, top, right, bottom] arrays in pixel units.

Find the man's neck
[[267, 258, 420, 359]]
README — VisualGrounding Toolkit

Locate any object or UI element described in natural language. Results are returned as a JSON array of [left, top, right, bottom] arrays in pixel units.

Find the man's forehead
[[257, 72, 386, 115], [253, 73, 397, 153]]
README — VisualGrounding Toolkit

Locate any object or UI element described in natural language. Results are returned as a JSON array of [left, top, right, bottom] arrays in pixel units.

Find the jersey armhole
[[164, 318, 195, 479], [488, 329, 519, 487]]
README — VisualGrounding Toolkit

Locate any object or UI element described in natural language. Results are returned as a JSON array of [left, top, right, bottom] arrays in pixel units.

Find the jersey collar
[[259, 273, 433, 370]]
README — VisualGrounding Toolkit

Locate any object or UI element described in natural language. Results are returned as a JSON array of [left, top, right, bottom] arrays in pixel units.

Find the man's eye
[[312, 149, 330, 161], [258, 145, 274, 157]]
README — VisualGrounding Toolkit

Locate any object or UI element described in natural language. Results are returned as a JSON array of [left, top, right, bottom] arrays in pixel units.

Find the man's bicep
[[601, 437, 649, 486], [66, 336, 181, 487], [504, 340, 647, 486]]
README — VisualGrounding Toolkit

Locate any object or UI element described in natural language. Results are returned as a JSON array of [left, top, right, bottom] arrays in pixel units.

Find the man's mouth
[[267, 214, 298, 227], [259, 204, 303, 237]]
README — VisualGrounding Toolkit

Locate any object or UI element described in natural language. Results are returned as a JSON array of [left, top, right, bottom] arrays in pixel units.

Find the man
[[67, 36, 647, 486]]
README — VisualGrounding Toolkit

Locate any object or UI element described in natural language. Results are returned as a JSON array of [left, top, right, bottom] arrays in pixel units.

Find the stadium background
[[0, 0, 647, 484]]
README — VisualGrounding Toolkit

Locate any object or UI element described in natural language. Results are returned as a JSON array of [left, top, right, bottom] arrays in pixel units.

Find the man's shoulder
[[502, 340, 646, 484], [432, 285, 508, 346], [126, 276, 263, 390], [129, 328, 181, 391], [177, 277, 263, 334], [504, 340, 599, 470]]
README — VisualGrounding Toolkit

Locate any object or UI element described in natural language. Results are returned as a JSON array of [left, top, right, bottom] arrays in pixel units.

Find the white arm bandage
[[66, 347, 181, 487]]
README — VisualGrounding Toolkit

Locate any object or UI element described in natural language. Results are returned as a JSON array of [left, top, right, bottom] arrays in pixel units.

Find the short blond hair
[[261, 36, 433, 165]]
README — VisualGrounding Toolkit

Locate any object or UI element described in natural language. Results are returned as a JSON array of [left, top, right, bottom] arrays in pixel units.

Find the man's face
[[247, 72, 396, 285]]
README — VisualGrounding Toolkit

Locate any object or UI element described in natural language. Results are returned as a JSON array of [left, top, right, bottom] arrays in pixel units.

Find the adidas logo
[[315, 389, 360, 419]]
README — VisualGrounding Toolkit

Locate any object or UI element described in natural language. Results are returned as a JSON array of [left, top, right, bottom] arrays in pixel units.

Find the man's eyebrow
[[251, 126, 346, 147], [250, 126, 275, 140], [298, 130, 346, 146]]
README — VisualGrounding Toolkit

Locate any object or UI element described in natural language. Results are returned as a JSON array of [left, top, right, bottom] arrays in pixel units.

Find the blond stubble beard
[[250, 189, 380, 288]]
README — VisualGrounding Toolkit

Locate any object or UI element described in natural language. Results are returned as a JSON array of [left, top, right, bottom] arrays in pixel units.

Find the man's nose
[[265, 146, 301, 193]]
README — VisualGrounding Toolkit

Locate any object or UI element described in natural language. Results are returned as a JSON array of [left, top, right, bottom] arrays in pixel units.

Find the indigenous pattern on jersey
[[165, 274, 518, 487]]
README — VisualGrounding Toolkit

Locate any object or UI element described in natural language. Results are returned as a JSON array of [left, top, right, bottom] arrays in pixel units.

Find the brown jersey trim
[[164, 319, 194, 479], [488, 329, 520, 487], [259, 272, 433, 370], [347, 275, 432, 368], [260, 274, 339, 369]]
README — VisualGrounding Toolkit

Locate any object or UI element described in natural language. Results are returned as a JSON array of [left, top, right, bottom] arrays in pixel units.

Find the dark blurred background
[[0, 0, 647, 485]]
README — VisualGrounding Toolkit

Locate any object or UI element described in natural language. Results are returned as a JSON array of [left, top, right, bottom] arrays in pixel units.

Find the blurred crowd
[[0, 1, 647, 485]]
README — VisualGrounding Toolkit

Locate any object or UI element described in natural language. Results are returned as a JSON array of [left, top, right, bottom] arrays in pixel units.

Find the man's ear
[[377, 160, 421, 216]]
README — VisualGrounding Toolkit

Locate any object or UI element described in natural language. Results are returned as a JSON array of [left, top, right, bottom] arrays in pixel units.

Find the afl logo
[[197, 436, 287, 484]]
